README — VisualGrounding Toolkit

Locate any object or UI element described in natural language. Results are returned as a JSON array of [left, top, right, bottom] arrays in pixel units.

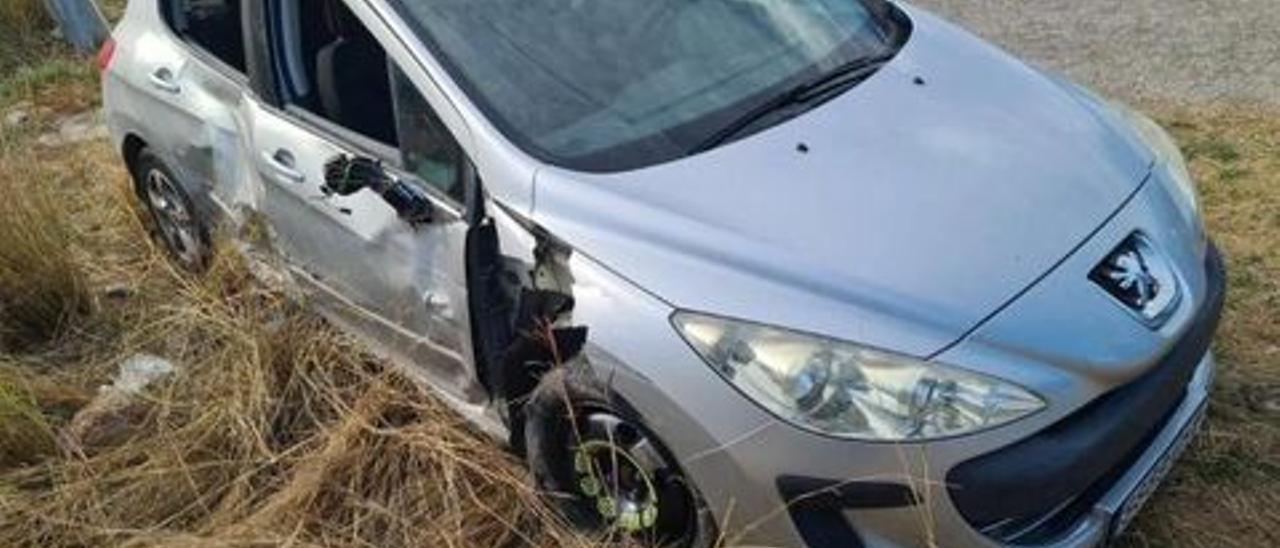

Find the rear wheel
[[525, 368, 715, 547], [132, 150, 211, 271]]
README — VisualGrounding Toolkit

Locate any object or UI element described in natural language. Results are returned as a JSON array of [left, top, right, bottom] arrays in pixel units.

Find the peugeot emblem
[[1090, 233, 1181, 327]]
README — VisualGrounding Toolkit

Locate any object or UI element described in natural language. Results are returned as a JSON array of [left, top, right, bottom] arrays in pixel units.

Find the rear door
[[119, 0, 251, 212], [244, 0, 481, 403]]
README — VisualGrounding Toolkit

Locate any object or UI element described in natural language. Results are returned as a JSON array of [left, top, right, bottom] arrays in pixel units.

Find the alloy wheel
[[568, 408, 699, 545], [143, 168, 206, 269]]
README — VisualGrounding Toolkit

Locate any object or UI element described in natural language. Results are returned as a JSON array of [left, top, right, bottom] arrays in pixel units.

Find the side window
[[163, 0, 247, 73], [391, 66, 466, 203], [268, 0, 467, 203], [268, 0, 398, 146]]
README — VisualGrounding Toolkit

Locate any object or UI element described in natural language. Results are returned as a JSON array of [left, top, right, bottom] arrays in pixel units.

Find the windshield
[[391, 0, 903, 172]]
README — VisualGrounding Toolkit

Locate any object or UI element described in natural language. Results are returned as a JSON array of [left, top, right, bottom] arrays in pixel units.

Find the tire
[[131, 150, 212, 272], [524, 366, 717, 547]]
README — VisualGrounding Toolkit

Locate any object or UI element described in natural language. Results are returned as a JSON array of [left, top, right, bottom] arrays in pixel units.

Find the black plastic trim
[[778, 476, 920, 510], [776, 475, 920, 547]]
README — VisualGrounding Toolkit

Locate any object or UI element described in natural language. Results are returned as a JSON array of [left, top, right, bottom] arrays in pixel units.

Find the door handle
[[262, 149, 306, 183], [148, 67, 181, 94]]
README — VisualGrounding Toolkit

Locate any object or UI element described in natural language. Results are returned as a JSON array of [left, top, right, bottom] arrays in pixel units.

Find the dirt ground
[[913, 0, 1280, 107]]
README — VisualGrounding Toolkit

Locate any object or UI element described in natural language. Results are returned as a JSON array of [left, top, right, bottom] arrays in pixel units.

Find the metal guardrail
[[42, 0, 110, 53]]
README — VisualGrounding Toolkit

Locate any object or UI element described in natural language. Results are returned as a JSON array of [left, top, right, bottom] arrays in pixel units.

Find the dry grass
[[1115, 104, 1280, 548], [0, 153, 90, 349], [0, 0, 58, 75], [99, 0, 128, 23], [0, 0, 47, 35], [0, 253, 584, 547], [0, 51, 588, 548]]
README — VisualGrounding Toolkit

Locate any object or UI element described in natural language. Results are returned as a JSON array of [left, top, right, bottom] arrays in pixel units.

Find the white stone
[[110, 354, 178, 395], [37, 110, 109, 147], [3, 109, 30, 128]]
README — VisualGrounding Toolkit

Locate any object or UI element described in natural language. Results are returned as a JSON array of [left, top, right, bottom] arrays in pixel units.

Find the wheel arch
[[121, 134, 149, 182]]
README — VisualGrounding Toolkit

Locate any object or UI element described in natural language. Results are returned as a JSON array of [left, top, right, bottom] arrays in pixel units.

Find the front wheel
[[524, 367, 717, 547]]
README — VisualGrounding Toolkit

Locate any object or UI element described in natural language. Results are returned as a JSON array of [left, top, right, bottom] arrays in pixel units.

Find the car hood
[[529, 7, 1153, 358]]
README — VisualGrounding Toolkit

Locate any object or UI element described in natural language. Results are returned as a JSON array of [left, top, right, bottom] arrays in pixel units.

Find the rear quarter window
[[162, 0, 247, 73]]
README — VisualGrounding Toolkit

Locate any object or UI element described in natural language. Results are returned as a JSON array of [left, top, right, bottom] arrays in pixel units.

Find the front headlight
[[673, 312, 1045, 441], [1116, 104, 1200, 217]]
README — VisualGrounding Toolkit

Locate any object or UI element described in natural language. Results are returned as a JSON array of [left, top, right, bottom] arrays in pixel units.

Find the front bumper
[[675, 241, 1224, 548], [947, 243, 1226, 544]]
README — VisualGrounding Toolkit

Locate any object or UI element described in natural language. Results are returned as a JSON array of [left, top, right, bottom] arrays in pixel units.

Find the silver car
[[100, 0, 1224, 546]]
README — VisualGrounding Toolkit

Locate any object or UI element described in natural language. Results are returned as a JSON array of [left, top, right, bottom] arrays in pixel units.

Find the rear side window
[[163, 0, 247, 73]]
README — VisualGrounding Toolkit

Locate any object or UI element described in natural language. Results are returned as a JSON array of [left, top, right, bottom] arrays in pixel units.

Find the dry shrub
[[0, 230, 585, 547], [99, 0, 128, 24], [0, 356, 93, 468], [0, 0, 47, 35], [0, 0, 52, 73], [0, 85, 584, 544], [0, 147, 92, 350], [0, 374, 58, 467]]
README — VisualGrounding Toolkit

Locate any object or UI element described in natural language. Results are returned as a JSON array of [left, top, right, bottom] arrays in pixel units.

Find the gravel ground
[[910, 0, 1280, 107]]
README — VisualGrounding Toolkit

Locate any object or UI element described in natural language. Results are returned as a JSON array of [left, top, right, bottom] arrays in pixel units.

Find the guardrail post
[[41, 0, 109, 53]]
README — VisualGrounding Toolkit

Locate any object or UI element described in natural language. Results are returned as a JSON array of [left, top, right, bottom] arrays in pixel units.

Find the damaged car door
[[246, 0, 480, 403], [128, 0, 250, 212]]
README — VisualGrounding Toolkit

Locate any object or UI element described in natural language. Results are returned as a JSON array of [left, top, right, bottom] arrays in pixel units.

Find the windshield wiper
[[690, 51, 898, 155]]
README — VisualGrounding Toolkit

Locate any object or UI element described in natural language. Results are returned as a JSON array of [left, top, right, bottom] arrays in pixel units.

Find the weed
[[0, 149, 91, 350], [0, 0, 47, 37], [0, 377, 59, 467], [0, 0, 58, 75], [1219, 166, 1250, 183], [1182, 135, 1241, 164]]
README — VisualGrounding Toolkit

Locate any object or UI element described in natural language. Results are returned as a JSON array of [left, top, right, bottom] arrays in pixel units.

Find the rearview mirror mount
[[323, 154, 385, 197], [323, 154, 434, 225]]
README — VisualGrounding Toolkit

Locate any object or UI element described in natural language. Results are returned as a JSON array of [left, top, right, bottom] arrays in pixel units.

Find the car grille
[[946, 244, 1225, 545]]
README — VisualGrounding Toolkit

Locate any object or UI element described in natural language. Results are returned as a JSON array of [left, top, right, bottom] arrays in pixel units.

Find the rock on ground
[[62, 354, 177, 452], [4, 102, 33, 129], [37, 110, 110, 147]]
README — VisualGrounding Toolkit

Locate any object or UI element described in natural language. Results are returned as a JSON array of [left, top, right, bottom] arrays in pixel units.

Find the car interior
[[164, 0, 468, 201], [165, 0, 247, 72], [271, 0, 398, 146], [268, 0, 467, 200]]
